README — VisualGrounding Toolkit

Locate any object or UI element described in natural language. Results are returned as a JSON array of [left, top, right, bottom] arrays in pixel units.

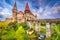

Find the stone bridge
[[26, 19, 60, 38]]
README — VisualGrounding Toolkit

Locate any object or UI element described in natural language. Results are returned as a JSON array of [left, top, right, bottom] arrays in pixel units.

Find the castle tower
[[24, 2, 30, 13], [24, 2, 37, 20], [12, 2, 17, 22]]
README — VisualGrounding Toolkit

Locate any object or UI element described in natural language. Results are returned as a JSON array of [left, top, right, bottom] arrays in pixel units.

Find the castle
[[5, 2, 37, 23], [4, 2, 60, 37]]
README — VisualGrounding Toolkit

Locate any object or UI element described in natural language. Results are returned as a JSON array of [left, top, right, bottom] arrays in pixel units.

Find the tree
[[15, 26, 29, 40], [0, 21, 13, 40], [2, 29, 16, 40], [20, 22, 30, 30], [51, 23, 60, 40], [0, 21, 9, 35], [8, 22, 18, 31]]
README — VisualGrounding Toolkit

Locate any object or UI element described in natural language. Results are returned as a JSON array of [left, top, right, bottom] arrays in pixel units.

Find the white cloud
[[31, 5, 60, 19], [0, 8, 12, 18], [38, 7, 44, 13], [0, 0, 13, 19], [43, 6, 60, 16], [0, 0, 13, 20]]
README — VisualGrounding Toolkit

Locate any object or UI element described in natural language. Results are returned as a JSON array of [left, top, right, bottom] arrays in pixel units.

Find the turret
[[24, 2, 30, 13], [12, 2, 17, 22]]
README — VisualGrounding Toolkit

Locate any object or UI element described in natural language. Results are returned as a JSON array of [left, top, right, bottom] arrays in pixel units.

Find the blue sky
[[0, 0, 60, 21]]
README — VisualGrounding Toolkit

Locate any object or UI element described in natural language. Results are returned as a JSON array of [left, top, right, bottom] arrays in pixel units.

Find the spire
[[25, 2, 30, 10], [13, 2, 17, 10]]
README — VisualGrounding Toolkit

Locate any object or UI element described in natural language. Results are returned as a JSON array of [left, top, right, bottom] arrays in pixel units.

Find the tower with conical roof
[[24, 2, 37, 20], [24, 2, 30, 13], [5, 2, 37, 23], [12, 2, 17, 22]]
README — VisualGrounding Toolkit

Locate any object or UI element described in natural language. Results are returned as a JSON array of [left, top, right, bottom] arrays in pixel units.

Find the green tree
[[20, 22, 30, 30], [0, 21, 10, 40], [16, 26, 29, 40], [8, 22, 18, 31], [51, 24, 60, 40], [2, 29, 16, 40]]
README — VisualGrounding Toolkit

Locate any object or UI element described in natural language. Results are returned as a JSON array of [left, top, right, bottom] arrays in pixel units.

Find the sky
[[0, 0, 60, 21]]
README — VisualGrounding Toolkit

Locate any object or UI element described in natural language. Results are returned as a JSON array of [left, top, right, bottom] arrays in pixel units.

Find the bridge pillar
[[27, 21, 34, 28], [27, 21, 32, 28], [46, 22, 51, 38], [35, 22, 38, 31], [35, 21, 41, 35]]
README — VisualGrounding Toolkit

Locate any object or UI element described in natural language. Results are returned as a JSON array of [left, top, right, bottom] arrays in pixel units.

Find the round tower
[[12, 2, 17, 22]]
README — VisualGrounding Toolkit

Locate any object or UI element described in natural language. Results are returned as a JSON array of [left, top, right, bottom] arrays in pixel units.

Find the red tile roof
[[35, 14, 37, 18], [29, 12, 37, 17], [19, 11, 24, 15], [25, 2, 30, 10], [29, 12, 35, 16]]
